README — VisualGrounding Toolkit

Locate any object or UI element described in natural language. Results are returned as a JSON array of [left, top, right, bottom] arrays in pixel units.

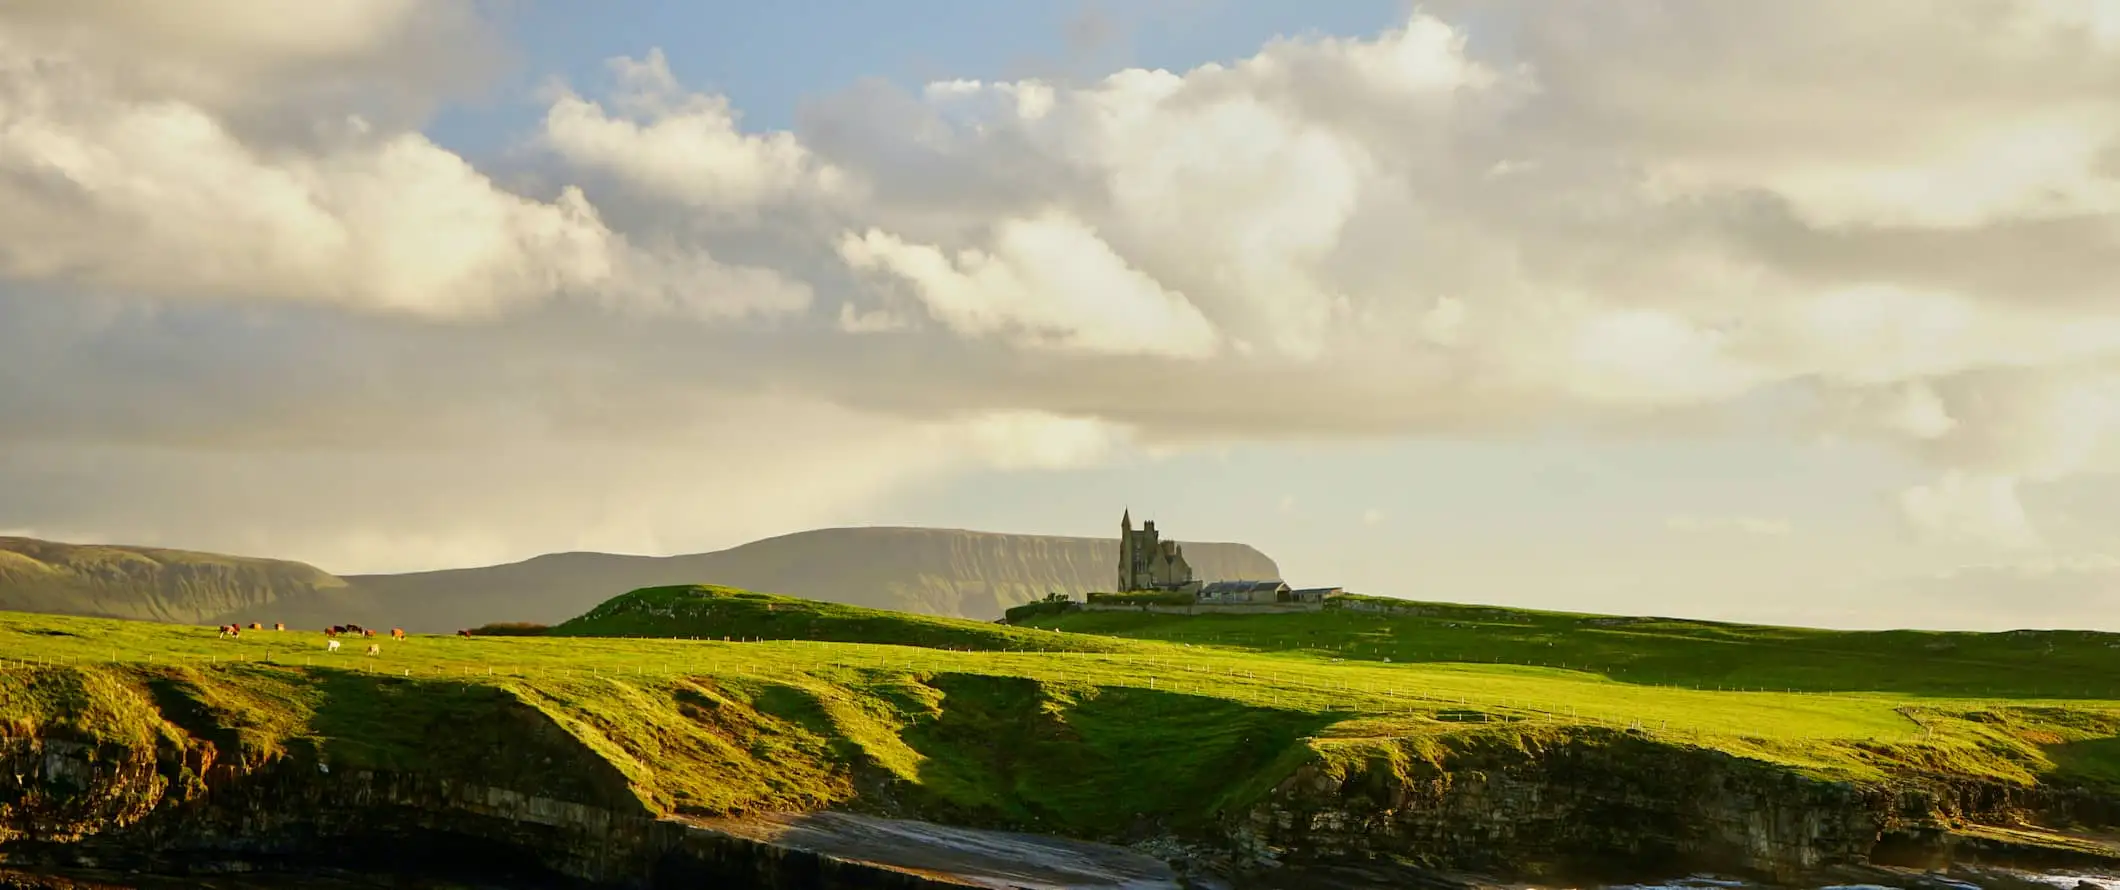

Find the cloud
[[0, 0, 501, 127], [0, 24, 809, 323], [837, 212, 1221, 358], [1664, 515, 1793, 536], [1361, 508, 1387, 526], [12, 1, 2120, 585], [542, 49, 854, 213]]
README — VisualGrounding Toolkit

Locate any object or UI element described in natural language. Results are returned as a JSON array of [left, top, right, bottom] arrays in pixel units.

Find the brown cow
[[273, 622, 285, 631], [218, 624, 237, 638], [457, 629, 472, 637], [248, 622, 262, 630], [391, 627, 406, 641], [362, 628, 376, 638], [325, 627, 340, 638]]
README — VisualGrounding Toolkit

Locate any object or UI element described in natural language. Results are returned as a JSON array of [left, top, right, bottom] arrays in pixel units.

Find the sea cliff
[[4, 665, 2118, 889]]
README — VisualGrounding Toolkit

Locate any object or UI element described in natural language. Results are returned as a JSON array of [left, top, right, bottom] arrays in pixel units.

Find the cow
[[325, 627, 341, 638], [345, 624, 365, 635], [391, 627, 406, 641], [362, 628, 376, 638], [248, 622, 262, 630], [273, 622, 285, 631], [218, 624, 237, 638], [365, 644, 380, 657], [326, 639, 341, 653], [457, 629, 472, 638]]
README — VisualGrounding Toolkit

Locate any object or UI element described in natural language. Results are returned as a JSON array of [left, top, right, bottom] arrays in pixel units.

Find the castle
[[1114, 510, 1342, 607], [1118, 509, 1201, 595]]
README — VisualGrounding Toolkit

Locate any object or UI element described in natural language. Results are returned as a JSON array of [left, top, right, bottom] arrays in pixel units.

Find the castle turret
[[1118, 509, 1133, 592]]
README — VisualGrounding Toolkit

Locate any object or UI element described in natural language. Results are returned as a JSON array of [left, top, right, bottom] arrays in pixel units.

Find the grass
[[5, 589, 2120, 848], [548, 585, 1138, 654], [1021, 597, 2120, 699]]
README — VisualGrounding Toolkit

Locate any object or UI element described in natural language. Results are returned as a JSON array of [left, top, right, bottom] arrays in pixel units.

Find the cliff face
[[1229, 730, 2120, 885], [0, 739, 987, 890], [5, 664, 2118, 889], [0, 539, 352, 627]]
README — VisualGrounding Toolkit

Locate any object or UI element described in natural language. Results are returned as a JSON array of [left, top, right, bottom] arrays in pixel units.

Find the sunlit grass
[[5, 589, 2120, 841]]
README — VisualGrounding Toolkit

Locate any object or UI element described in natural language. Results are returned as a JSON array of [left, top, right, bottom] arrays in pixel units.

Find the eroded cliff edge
[[3, 663, 2119, 889]]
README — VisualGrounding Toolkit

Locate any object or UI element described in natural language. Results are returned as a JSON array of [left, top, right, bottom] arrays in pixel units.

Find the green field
[[5, 587, 2120, 847], [1021, 596, 2120, 700]]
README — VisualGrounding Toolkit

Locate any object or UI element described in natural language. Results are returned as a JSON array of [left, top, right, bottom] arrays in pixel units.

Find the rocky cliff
[[3, 662, 2117, 889], [1227, 728, 2120, 885]]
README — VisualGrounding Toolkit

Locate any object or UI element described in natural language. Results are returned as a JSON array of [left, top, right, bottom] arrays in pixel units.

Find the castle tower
[[1118, 509, 1133, 592]]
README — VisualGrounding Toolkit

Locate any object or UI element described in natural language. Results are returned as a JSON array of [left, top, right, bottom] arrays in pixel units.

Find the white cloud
[[1361, 508, 1386, 526], [0, 29, 809, 322], [542, 49, 853, 213], [1664, 515, 1793, 536], [838, 212, 1221, 358]]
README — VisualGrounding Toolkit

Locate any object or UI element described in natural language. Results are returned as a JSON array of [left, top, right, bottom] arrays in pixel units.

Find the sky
[[4, 1, 2120, 631]]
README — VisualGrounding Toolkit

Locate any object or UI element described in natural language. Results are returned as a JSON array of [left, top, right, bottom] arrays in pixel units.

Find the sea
[[7, 867, 2120, 890]]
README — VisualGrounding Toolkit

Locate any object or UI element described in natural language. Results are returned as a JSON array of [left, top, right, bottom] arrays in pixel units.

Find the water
[[8, 868, 2120, 890]]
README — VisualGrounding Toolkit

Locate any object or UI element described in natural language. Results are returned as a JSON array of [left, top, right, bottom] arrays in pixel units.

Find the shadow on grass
[[2048, 735, 2120, 791], [296, 668, 638, 809], [893, 672, 1335, 840]]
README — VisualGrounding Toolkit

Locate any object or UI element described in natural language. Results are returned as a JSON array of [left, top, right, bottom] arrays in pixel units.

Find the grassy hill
[[1014, 595, 2120, 700], [547, 584, 1136, 653], [0, 537, 360, 625], [4, 588, 2120, 880], [0, 527, 1281, 635]]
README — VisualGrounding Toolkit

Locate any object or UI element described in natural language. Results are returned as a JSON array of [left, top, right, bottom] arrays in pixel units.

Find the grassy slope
[[1018, 596, 2120, 699], [5, 590, 2120, 849], [0, 537, 354, 626], [547, 585, 1136, 653]]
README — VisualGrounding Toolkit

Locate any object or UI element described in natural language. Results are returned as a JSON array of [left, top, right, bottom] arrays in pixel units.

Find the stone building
[[1111, 511, 1343, 609], [1118, 509, 1201, 594], [1197, 579, 1289, 604]]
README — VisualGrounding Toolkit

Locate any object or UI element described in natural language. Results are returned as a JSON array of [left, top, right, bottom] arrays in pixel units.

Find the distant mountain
[[0, 527, 1282, 633], [337, 527, 1282, 631], [0, 537, 357, 624]]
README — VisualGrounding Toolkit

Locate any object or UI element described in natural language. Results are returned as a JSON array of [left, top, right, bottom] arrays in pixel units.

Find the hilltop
[[0, 527, 1281, 634], [0, 537, 358, 625], [547, 584, 1135, 653], [3, 587, 2120, 887]]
